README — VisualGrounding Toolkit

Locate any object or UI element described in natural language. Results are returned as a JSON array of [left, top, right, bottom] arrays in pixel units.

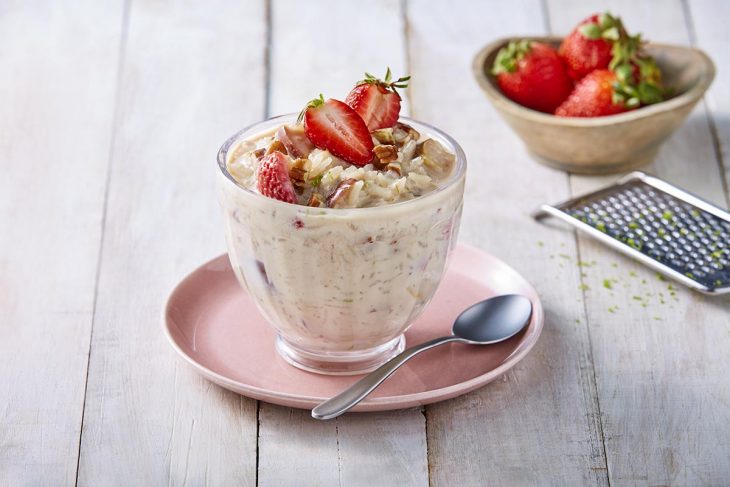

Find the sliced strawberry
[[301, 96, 374, 166], [276, 124, 314, 158], [257, 151, 297, 203], [345, 68, 409, 131]]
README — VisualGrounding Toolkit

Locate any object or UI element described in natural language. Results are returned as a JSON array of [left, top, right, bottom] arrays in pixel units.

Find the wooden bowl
[[472, 37, 715, 174]]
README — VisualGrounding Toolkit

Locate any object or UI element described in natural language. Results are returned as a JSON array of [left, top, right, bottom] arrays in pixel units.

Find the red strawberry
[[257, 151, 297, 203], [555, 70, 629, 117], [300, 95, 374, 166], [345, 68, 410, 131], [491, 41, 573, 113], [558, 13, 617, 80]]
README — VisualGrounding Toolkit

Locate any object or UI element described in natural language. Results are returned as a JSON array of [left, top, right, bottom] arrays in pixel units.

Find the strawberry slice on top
[[300, 95, 374, 166], [345, 68, 410, 131], [257, 151, 297, 203]]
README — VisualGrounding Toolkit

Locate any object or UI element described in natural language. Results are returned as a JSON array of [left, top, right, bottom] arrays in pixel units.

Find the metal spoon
[[311, 294, 533, 420]]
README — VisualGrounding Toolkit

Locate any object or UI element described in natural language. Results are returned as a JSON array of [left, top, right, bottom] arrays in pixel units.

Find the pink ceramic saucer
[[163, 244, 543, 412]]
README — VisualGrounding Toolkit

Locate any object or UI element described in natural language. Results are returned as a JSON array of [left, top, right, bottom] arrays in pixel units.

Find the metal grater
[[533, 171, 730, 294]]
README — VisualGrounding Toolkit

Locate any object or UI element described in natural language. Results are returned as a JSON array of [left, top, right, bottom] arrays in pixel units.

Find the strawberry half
[[257, 151, 297, 203], [345, 68, 410, 131], [300, 95, 374, 166]]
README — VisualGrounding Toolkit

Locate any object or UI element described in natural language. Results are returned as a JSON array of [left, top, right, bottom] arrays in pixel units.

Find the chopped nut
[[266, 139, 287, 155], [386, 162, 402, 176], [372, 128, 395, 144], [253, 148, 266, 160], [417, 138, 455, 175], [307, 193, 324, 207], [326, 178, 358, 208], [373, 144, 398, 169], [393, 123, 420, 146], [289, 158, 308, 192]]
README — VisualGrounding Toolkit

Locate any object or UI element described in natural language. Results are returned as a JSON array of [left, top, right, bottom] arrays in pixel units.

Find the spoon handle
[[311, 335, 461, 420]]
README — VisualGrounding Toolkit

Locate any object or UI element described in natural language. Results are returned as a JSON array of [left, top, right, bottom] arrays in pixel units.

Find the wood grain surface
[[1, 0, 728, 485]]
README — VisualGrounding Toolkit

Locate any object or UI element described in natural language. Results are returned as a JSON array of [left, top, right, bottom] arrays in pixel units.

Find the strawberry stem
[[296, 94, 325, 125], [582, 12, 665, 107], [357, 67, 410, 97], [491, 40, 532, 75]]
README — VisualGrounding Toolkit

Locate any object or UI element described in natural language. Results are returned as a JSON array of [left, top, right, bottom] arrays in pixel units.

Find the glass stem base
[[275, 334, 406, 375]]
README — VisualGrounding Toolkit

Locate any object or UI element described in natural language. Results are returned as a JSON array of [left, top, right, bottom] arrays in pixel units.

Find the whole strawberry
[[491, 40, 573, 113], [558, 13, 617, 80], [345, 68, 410, 131], [257, 151, 297, 203], [555, 69, 628, 117]]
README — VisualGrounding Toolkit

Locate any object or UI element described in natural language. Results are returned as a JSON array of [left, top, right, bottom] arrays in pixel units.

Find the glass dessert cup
[[217, 114, 466, 375]]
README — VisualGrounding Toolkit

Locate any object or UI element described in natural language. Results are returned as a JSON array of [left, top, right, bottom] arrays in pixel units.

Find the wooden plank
[[689, 0, 730, 203], [407, 1, 609, 484], [75, 1, 265, 484], [258, 1, 428, 485], [548, 0, 730, 484], [0, 1, 124, 484]]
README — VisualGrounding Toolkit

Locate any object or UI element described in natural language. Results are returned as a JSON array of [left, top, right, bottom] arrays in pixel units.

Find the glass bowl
[[217, 114, 466, 374]]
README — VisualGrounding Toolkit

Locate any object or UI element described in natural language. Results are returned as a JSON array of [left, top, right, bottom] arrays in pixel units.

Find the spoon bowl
[[312, 294, 533, 420], [453, 294, 533, 344]]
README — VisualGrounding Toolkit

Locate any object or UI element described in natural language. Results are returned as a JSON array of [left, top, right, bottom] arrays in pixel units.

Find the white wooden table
[[3, 0, 730, 485]]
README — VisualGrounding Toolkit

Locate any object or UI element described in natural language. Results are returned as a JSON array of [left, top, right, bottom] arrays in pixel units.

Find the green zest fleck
[[608, 306, 618, 314], [628, 221, 639, 229], [662, 210, 673, 221], [632, 295, 642, 301], [603, 279, 613, 290], [627, 238, 642, 250], [537, 241, 544, 247], [310, 174, 324, 187], [596, 222, 607, 233], [579, 283, 590, 291]]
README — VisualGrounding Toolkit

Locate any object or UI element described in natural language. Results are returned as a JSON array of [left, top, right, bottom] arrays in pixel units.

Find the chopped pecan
[[266, 139, 287, 155], [253, 148, 266, 160], [307, 193, 325, 207], [372, 144, 399, 169], [289, 158, 308, 192], [326, 178, 358, 208]]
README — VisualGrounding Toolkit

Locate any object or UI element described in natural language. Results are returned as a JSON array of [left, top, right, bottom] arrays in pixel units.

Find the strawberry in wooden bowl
[[473, 12, 715, 174]]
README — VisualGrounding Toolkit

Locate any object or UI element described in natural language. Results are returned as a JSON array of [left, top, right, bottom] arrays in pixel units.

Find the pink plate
[[163, 243, 544, 412]]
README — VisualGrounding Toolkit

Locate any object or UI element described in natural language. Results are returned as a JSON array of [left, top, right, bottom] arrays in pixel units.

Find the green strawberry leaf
[[491, 40, 532, 75], [579, 24, 602, 40], [602, 27, 620, 40]]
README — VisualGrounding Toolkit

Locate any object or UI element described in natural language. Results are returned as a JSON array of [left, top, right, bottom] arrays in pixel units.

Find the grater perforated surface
[[562, 180, 730, 291]]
